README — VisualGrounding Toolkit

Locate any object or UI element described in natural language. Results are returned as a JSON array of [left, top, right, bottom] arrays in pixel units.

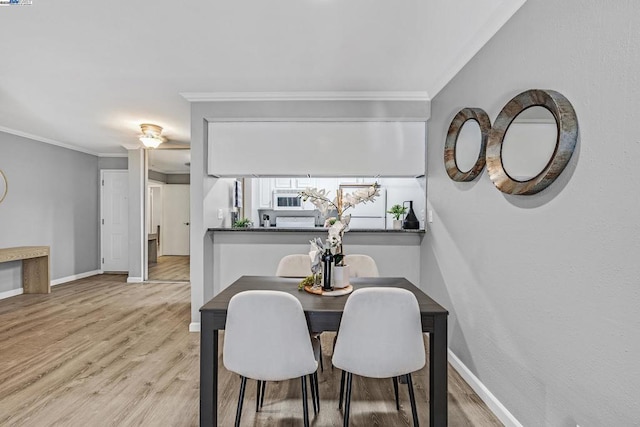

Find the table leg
[[200, 315, 217, 426], [23, 256, 50, 294], [429, 315, 447, 427]]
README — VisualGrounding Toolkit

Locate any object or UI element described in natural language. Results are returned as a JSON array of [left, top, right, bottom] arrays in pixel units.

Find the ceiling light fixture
[[139, 123, 164, 149]]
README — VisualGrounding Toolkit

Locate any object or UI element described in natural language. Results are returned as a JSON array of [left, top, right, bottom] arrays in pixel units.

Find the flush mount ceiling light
[[139, 123, 164, 149]]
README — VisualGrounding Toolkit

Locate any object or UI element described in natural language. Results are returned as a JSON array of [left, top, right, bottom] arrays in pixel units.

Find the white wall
[[424, 1, 640, 425]]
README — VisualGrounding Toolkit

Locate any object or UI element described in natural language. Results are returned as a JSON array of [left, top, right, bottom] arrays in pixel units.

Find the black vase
[[403, 201, 420, 230], [322, 249, 333, 291]]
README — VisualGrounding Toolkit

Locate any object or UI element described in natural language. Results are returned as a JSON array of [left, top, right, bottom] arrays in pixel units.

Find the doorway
[[146, 149, 190, 282]]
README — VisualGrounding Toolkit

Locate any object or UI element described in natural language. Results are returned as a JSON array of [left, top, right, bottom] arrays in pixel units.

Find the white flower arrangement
[[301, 183, 380, 266]]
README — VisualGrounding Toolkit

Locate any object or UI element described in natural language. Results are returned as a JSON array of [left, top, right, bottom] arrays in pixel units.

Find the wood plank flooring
[[148, 255, 189, 282], [0, 274, 503, 426]]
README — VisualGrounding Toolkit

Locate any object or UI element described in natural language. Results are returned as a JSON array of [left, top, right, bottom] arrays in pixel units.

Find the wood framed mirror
[[486, 89, 578, 195], [444, 108, 491, 182], [0, 169, 7, 205]]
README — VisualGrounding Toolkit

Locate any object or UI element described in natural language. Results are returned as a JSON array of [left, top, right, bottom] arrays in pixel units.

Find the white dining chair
[[332, 287, 425, 427], [343, 254, 379, 277], [223, 290, 320, 427], [275, 254, 312, 277], [330, 254, 379, 366], [276, 254, 325, 372]]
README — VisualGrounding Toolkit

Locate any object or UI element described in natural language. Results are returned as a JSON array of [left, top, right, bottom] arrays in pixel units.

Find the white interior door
[[163, 184, 190, 255], [101, 170, 129, 271]]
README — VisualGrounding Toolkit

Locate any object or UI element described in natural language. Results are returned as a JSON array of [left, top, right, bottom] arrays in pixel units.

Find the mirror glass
[[148, 149, 191, 174], [0, 170, 7, 203], [501, 106, 558, 181], [146, 149, 191, 282], [455, 120, 482, 173]]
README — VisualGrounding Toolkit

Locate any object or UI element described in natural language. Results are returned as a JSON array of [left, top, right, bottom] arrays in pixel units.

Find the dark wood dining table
[[199, 275, 449, 426]]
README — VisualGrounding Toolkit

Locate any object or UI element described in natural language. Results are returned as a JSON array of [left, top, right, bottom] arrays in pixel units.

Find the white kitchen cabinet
[[337, 177, 379, 185], [208, 121, 425, 177], [274, 178, 293, 189], [273, 177, 315, 189], [258, 178, 273, 208], [295, 177, 314, 188]]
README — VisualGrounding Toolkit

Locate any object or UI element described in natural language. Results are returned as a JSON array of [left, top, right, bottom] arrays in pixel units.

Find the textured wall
[[0, 131, 100, 292], [423, 1, 640, 425]]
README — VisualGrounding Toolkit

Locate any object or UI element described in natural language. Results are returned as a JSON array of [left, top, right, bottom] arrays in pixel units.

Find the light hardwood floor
[[0, 274, 503, 426], [148, 255, 189, 282]]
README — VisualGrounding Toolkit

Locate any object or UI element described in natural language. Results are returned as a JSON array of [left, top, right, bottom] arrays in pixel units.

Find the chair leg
[[319, 339, 324, 372], [338, 369, 346, 410], [235, 376, 247, 427], [260, 380, 266, 408], [309, 374, 318, 415], [406, 373, 419, 427], [343, 372, 353, 427], [256, 380, 261, 412], [314, 371, 320, 412], [392, 376, 400, 410], [331, 334, 337, 371], [301, 376, 310, 427]]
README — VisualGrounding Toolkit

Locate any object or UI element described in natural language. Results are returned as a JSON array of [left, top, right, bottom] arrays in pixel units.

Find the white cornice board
[[208, 121, 426, 177]]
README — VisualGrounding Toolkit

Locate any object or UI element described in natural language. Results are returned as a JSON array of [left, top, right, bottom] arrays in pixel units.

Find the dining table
[[199, 275, 449, 426]]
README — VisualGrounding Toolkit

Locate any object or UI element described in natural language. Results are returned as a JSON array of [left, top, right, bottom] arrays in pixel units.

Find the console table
[[0, 246, 51, 293]]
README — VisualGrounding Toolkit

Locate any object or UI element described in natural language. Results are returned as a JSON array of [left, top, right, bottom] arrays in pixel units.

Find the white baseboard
[[189, 322, 201, 333], [0, 288, 24, 300], [51, 270, 101, 286], [0, 270, 102, 301], [127, 276, 144, 283], [448, 349, 522, 427]]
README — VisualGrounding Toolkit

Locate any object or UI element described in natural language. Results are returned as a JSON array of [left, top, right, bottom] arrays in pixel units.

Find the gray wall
[[98, 156, 127, 170], [423, 1, 640, 426], [148, 169, 167, 183], [0, 131, 100, 293], [166, 174, 189, 185], [148, 170, 190, 185]]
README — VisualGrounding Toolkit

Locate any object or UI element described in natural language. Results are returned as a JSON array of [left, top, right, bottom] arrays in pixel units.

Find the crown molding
[[0, 125, 100, 156], [98, 152, 128, 158], [0, 125, 129, 158], [180, 91, 431, 103]]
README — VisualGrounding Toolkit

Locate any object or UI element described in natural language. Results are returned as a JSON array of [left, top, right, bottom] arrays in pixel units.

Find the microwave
[[273, 191, 304, 210]]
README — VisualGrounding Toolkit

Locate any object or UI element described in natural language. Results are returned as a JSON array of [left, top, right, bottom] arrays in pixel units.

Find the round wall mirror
[[0, 170, 7, 205], [444, 108, 491, 182], [487, 89, 578, 195], [501, 106, 558, 181], [456, 120, 483, 172]]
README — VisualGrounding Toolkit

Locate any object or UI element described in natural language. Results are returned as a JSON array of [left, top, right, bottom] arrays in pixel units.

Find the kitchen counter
[[208, 227, 425, 233], [205, 227, 424, 298]]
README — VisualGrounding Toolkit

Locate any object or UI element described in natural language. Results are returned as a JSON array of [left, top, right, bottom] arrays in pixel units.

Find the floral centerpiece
[[301, 183, 380, 273]]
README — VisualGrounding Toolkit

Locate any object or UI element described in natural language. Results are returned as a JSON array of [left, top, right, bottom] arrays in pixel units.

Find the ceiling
[[148, 149, 190, 174], [0, 0, 525, 156]]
